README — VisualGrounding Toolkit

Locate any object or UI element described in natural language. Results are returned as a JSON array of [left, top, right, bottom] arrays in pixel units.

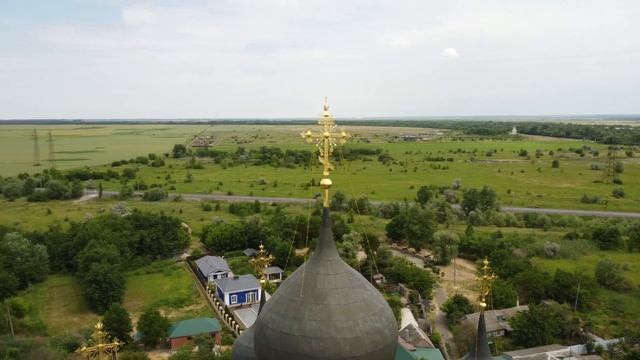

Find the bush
[[612, 187, 625, 198], [592, 225, 622, 250], [551, 159, 560, 168], [143, 188, 167, 201], [595, 259, 633, 291], [441, 294, 473, 324]]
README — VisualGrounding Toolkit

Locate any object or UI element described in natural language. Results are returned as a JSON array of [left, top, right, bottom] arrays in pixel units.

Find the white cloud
[[1, 0, 640, 118], [442, 48, 459, 59]]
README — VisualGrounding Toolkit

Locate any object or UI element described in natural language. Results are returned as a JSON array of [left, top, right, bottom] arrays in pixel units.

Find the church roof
[[250, 207, 398, 360], [460, 311, 493, 360]]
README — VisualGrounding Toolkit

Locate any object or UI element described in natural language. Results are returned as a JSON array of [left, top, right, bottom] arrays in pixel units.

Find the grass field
[[534, 252, 640, 337], [15, 260, 212, 336], [2, 124, 639, 212]]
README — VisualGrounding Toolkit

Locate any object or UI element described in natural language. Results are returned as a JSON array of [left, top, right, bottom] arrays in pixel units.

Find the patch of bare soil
[[437, 258, 479, 302]]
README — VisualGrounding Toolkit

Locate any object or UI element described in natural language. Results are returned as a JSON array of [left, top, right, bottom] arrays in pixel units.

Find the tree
[[172, 144, 188, 158], [98, 182, 103, 199], [592, 225, 622, 250], [552, 159, 560, 168], [405, 206, 436, 251], [385, 214, 407, 242], [103, 303, 133, 344], [549, 269, 597, 310], [330, 191, 347, 211], [441, 294, 474, 324], [122, 168, 137, 180], [81, 262, 125, 313], [628, 222, 640, 252], [491, 279, 517, 309], [69, 180, 84, 199], [120, 185, 134, 200], [595, 259, 632, 291], [22, 178, 36, 196], [0, 270, 18, 302], [185, 171, 194, 183], [513, 269, 551, 304], [2, 181, 23, 201], [612, 187, 625, 198], [143, 188, 167, 201], [510, 304, 558, 347], [0, 233, 49, 289], [137, 309, 169, 347], [432, 230, 460, 265], [415, 186, 433, 206], [201, 222, 248, 253], [461, 186, 498, 215], [46, 180, 70, 200]]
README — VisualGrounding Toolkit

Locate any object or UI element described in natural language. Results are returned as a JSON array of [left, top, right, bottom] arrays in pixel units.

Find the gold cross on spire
[[249, 242, 275, 286], [76, 321, 124, 360], [475, 258, 497, 311], [301, 98, 351, 207]]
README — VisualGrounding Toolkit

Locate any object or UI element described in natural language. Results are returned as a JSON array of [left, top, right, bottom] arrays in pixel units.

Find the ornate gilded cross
[[301, 98, 351, 207], [249, 242, 275, 286], [475, 258, 497, 311], [76, 321, 124, 360]]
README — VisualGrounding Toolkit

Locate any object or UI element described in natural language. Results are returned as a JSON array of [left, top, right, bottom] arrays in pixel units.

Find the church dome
[[252, 207, 398, 360], [231, 326, 257, 360]]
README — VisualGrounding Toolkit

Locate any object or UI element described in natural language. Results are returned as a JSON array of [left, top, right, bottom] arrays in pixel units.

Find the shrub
[[143, 188, 167, 201], [612, 188, 625, 198], [551, 159, 560, 168], [595, 259, 633, 291]]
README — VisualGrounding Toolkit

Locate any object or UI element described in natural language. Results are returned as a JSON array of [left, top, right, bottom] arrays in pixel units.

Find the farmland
[[1, 124, 638, 212]]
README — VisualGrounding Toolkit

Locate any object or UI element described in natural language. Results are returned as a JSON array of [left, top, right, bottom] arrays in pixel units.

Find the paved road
[[95, 190, 640, 219]]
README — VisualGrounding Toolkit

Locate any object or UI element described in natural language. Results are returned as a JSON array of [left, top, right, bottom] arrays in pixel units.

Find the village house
[[262, 266, 284, 283], [195, 255, 233, 283], [461, 305, 529, 337], [168, 317, 222, 351], [213, 274, 261, 307]]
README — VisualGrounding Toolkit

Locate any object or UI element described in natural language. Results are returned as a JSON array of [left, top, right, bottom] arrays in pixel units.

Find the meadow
[[2, 124, 639, 212], [15, 259, 212, 336]]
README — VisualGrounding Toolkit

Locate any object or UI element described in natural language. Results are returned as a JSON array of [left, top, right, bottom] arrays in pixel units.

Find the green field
[[534, 252, 640, 337], [15, 260, 212, 336], [2, 124, 639, 212]]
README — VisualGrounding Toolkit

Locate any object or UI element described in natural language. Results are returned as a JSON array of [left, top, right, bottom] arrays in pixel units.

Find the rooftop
[[505, 344, 567, 358], [195, 255, 231, 276], [263, 266, 283, 275], [168, 318, 221, 339], [214, 274, 260, 293], [462, 305, 529, 333]]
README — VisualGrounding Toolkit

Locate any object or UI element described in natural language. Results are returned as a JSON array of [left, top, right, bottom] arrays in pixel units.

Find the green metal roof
[[168, 317, 221, 338], [396, 345, 446, 360]]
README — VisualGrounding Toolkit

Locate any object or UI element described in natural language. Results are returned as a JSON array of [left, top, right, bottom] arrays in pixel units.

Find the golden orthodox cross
[[301, 98, 351, 207], [76, 321, 124, 360], [249, 242, 275, 285], [475, 258, 497, 311]]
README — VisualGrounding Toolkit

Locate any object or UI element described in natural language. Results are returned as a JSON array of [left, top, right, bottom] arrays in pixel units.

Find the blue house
[[213, 274, 261, 307]]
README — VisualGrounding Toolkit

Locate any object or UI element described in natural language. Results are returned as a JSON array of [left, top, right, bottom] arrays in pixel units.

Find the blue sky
[[1, 0, 639, 119]]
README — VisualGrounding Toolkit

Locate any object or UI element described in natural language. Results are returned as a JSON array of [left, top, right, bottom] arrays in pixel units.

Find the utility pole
[[48, 130, 55, 168], [33, 129, 41, 166], [603, 148, 616, 183], [6, 303, 14, 338], [574, 276, 582, 311]]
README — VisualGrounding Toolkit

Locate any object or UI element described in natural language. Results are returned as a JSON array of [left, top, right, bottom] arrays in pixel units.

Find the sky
[[1, 0, 639, 119]]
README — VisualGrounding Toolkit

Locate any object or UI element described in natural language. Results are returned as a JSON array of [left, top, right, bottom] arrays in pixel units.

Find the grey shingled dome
[[251, 207, 398, 360], [232, 326, 257, 360], [460, 311, 493, 360]]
